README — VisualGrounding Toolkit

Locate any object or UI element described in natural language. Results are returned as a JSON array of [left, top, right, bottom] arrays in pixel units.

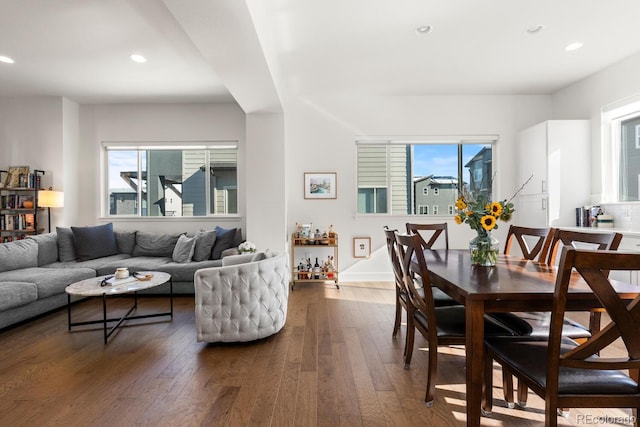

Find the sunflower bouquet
[[454, 194, 515, 266]]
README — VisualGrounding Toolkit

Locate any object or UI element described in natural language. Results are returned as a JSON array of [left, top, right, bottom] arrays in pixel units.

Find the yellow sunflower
[[480, 215, 497, 231], [466, 210, 473, 217], [489, 202, 503, 217], [454, 214, 463, 224], [455, 197, 466, 210]]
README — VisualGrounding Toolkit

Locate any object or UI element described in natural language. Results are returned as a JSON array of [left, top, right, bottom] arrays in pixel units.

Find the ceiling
[[1, 0, 640, 107]]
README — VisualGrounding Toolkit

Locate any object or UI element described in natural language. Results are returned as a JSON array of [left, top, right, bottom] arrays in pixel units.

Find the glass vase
[[469, 231, 499, 267]]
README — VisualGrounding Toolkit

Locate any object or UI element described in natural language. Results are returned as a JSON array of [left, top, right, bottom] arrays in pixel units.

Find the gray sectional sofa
[[0, 223, 244, 330]]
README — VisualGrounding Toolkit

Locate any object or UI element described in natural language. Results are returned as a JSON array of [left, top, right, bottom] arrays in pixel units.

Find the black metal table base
[[67, 279, 173, 344]]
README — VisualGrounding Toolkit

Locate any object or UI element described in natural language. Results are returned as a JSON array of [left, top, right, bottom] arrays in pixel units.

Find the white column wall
[[245, 113, 286, 253]]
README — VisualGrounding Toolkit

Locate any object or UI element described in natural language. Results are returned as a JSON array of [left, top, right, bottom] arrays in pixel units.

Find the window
[[603, 98, 640, 202], [356, 137, 495, 215], [104, 142, 238, 217]]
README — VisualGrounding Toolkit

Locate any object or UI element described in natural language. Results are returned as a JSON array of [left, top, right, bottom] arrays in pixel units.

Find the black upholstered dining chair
[[483, 247, 640, 426], [393, 231, 532, 406]]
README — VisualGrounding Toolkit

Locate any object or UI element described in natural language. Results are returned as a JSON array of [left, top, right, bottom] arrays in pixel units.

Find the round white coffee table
[[65, 271, 172, 344]]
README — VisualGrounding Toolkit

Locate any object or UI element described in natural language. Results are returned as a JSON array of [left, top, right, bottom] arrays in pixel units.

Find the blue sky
[[413, 144, 488, 179]]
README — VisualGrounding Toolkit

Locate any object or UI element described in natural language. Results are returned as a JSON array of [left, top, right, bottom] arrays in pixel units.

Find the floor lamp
[[38, 189, 64, 233]]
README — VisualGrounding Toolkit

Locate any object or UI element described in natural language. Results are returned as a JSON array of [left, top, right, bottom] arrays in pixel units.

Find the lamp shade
[[38, 190, 64, 208]]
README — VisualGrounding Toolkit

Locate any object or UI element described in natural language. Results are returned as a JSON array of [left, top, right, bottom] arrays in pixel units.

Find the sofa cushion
[[192, 230, 216, 262], [56, 227, 76, 262], [133, 232, 180, 257], [211, 228, 239, 260], [0, 239, 38, 273], [114, 230, 136, 255], [160, 259, 223, 282], [0, 282, 38, 311], [91, 256, 173, 276], [71, 223, 118, 261], [172, 234, 195, 263], [27, 233, 59, 266], [0, 267, 97, 299]]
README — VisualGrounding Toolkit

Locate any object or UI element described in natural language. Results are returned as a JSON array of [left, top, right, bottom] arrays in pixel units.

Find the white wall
[[283, 94, 553, 280], [245, 112, 287, 253], [0, 96, 65, 231], [553, 51, 640, 201]]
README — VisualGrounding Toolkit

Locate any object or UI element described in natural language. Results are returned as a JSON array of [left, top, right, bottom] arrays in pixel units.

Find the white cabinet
[[516, 120, 590, 227]]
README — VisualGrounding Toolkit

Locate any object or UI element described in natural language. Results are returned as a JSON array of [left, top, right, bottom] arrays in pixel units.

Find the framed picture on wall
[[353, 237, 371, 258], [304, 172, 337, 199], [5, 166, 29, 188]]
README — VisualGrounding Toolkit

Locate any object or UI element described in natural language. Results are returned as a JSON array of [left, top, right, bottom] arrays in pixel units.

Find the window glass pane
[[357, 146, 389, 213], [108, 150, 138, 215], [463, 144, 493, 202], [356, 141, 493, 215], [210, 148, 238, 214], [106, 145, 237, 217], [412, 145, 458, 215], [619, 117, 640, 201], [146, 150, 182, 217]]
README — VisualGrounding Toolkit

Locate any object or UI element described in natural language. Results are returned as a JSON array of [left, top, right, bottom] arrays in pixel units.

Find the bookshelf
[[0, 169, 45, 242]]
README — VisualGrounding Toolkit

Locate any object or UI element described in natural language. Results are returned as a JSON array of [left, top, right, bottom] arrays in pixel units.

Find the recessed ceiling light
[[565, 42, 584, 52], [527, 24, 544, 34], [416, 25, 433, 35], [0, 55, 15, 64], [129, 54, 147, 63]]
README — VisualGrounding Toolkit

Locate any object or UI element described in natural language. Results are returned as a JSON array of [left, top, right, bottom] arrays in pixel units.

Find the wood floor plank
[[0, 288, 636, 426]]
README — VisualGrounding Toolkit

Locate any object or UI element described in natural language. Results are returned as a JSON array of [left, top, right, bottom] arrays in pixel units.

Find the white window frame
[[423, 187, 429, 195], [101, 141, 238, 218], [355, 135, 498, 216], [602, 96, 640, 203], [432, 205, 439, 215]]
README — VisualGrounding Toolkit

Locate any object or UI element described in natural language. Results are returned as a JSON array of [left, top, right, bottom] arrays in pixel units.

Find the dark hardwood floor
[[0, 283, 633, 426]]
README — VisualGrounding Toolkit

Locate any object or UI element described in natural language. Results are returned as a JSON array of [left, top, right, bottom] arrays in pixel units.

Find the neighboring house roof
[[413, 175, 458, 185]]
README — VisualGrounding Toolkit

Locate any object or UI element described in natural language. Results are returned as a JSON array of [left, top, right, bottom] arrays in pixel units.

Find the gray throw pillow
[[192, 230, 216, 262], [56, 227, 76, 262], [172, 234, 195, 263], [114, 230, 136, 255], [71, 223, 118, 261], [27, 233, 58, 266], [133, 232, 180, 257]]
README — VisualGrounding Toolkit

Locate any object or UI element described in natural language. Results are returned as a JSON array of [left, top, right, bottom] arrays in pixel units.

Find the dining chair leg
[[424, 340, 438, 407], [404, 315, 415, 370], [392, 289, 402, 338], [502, 368, 515, 408], [517, 379, 528, 407], [482, 350, 493, 415]]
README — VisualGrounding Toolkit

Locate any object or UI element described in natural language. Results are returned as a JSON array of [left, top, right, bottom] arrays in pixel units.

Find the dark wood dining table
[[422, 249, 640, 427]]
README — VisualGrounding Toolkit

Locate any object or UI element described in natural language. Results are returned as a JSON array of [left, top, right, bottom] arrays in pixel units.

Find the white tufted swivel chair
[[194, 252, 289, 343]]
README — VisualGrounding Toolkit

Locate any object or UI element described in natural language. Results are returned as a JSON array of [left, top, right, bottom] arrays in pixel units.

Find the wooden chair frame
[[484, 247, 640, 426], [384, 226, 413, 360], [503, 225, 552, 262], [405, 222, 449, 250]]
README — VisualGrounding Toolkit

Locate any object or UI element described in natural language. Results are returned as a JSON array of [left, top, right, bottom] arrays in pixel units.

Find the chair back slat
[[503, 225, 551, 261], [406, 223, 449, 250], [383, 226, 405, 294], [545, 229, 623, 266], [394, 232, 437, 320], [550, 248, 640, 372]]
